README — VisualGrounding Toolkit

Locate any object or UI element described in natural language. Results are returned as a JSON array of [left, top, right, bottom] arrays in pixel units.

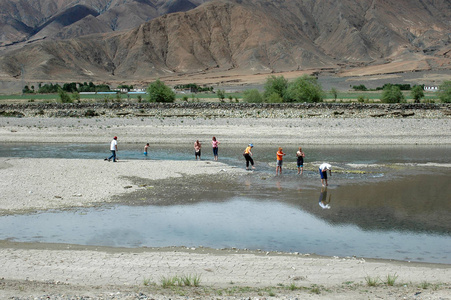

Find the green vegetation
[[330, 88, 338, 101], [147, 79, 176, 103], [58, 88, 72, 103], [438, 80, 451, 103], [411, 85, 424, 103], [160, 274, 201, 288], [174, 83, 213, 93], [381, 84, 405, 103], [263, 75, 288, 101], [310, 284, 322, 294], [2, 77, 448, 104], [216, 89, 226, 102], [364, 276, 380, 286], [353, 84, 368, 91], [285, 75, 324, 102], [385, 273, 398, 286], [23, 82, 113, 94], [376, 83, 412, 91], [243, 89, 264, 103], [261, 74, 324, 102]]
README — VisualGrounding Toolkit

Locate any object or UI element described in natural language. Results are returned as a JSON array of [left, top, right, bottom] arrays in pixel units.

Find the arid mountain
[[0, 0, 450, 85], [0, 0, 210, 45]]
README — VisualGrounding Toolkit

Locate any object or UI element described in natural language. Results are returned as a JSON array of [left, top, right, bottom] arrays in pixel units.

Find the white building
[[424, 86, 438, 92]]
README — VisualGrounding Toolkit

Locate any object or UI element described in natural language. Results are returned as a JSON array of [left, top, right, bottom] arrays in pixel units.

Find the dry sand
[[0, 114, 450, 299]]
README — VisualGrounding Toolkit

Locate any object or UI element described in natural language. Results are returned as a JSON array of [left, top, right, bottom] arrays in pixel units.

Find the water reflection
[[0, 144, 450, 263], [318, 187, 331, 209], [0, 199, 450, 263]]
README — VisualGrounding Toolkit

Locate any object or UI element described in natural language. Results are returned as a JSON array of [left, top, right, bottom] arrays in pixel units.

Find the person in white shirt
[[105, 136, 118, 162], [319, 163, 332, 186]]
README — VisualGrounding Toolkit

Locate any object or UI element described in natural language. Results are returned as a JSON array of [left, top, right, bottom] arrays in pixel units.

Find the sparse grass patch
[[386, 273, 398, 286], [160, 274, 201, 288], [420, 281, 431, 289], [160, 276, 177, 288], [365, 276, 380, 287], [142, 278, 155, 286], [310, 284, 321, 294]]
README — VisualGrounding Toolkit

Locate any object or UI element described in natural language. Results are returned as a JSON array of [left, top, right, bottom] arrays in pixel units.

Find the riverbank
[[1, 241, 450, 300], [0, 107, 450, 299], [1, 104, 451, 145]]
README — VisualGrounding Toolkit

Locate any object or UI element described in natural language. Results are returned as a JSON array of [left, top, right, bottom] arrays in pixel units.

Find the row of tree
[[353, 83, 415, 91], [23, 82, 111, 94], [23, 77, 451, 104], [173, 83, 214, 93], [242, 75, 324, 103]]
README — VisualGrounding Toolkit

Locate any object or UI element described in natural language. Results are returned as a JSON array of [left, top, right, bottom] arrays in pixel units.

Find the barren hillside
[[0, 0, 449, 86]]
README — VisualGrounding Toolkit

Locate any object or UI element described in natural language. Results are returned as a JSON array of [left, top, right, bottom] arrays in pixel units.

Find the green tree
[[243, 89, 264, 103], [263, 75, 288, 101], [285, 75, 324, 103], [411, 85, 424, 103], [147, 79, 175, 103], [22, 85, 34, 94], [217, 89, 226, 102], [438, 81, 451, 103], [58, 88, 72, 103], [71, 91, 80, 102], [63, 82, 77, 93], [353, 84, 367, 91], [266, 92, 284, 103], [381, 84, 405, 103], [331, 88, 338, 101]]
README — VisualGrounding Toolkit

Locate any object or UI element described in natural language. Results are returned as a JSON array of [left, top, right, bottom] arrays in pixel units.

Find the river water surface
[[0, 143, 450, 263]]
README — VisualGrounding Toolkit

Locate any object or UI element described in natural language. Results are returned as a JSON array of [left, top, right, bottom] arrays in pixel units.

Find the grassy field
[[0, 91, 440, 103]]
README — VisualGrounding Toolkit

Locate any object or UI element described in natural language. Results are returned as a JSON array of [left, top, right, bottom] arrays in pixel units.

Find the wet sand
[[0, 114, 450, 299]]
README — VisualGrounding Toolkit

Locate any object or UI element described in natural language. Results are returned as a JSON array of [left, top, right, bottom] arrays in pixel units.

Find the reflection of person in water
[[318, 186, 331, 209]]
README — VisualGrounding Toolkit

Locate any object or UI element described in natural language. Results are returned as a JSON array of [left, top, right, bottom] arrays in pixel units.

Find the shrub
[[438, 81, 451, 103], [331, 88, 338, 101], [285, 75, 324, 103], [411, 85, 424, 103], [147, 79, 175, 103], [22, 85, 34, 94], [58, 88, 72, 103], [266, 92, 284, 103], [357, 95, 366, 103], [381, 85, 405, 103], [71, 92, 80, 102], [263, 75, 288, 101], [217, 89, 226, 102], [243, 89, 263, 103], [353, 84, 367, 91]]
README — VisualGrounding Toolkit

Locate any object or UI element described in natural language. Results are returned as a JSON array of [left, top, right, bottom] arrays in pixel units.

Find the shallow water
[[0, 144, 450, 263]]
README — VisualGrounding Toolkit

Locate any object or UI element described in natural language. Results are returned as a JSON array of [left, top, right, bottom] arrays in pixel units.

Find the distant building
[[424, 86, 438, 92]]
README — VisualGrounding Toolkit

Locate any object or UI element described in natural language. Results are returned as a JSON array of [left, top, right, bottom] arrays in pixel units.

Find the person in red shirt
[[276, 147, 286, 175]]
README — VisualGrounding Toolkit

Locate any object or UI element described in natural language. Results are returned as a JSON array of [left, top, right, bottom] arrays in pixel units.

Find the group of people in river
[[192, 137, 332, 186], [106, 136, 332, 186]]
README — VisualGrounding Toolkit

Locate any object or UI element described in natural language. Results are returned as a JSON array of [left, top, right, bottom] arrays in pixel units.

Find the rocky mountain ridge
[[0, 0, 450, 85]]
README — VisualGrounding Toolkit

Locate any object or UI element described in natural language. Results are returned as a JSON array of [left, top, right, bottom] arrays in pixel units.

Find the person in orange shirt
[[243, 144, 255, 170], [276, 147, 286, 175]]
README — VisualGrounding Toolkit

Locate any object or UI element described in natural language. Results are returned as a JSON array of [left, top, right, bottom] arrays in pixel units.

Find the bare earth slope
[[0, 0, 450, 84]]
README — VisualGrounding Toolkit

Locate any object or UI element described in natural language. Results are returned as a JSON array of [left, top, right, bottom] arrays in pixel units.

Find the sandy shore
[[1, 115, 451, 145], [0, 112, 450, 299]]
